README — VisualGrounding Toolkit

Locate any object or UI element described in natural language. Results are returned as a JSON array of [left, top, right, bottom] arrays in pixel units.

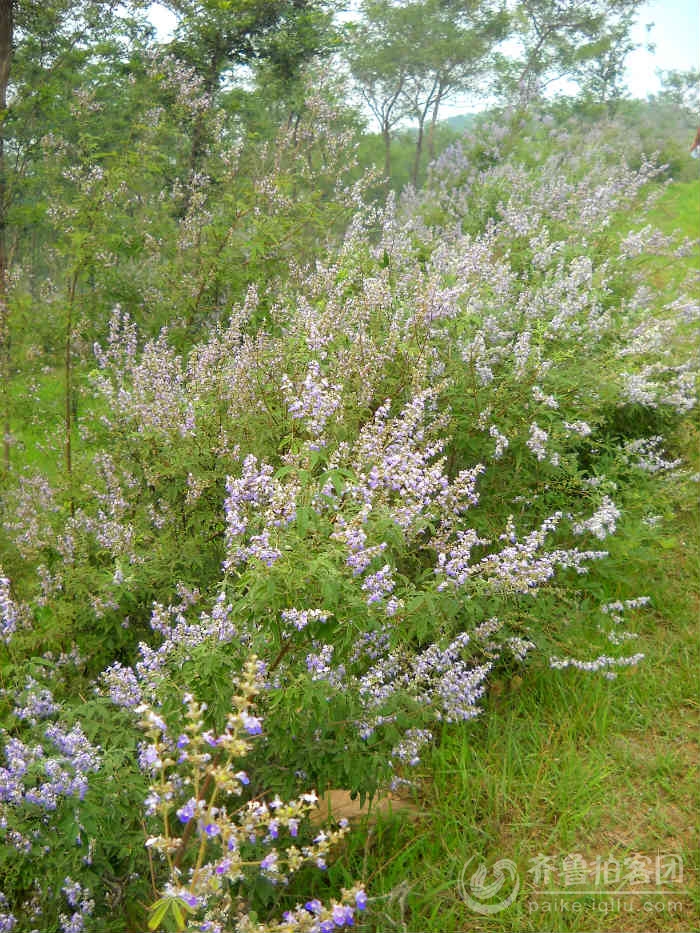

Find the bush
[[1, 110, 698, 929]]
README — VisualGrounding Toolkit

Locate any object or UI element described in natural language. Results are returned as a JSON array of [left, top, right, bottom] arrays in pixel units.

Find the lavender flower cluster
[[0, 573, 21, 644], [70, 109, 698, 798], [224, 456, 299, 570], [0, 708, 100, 825], [0, 681, 100, 899]]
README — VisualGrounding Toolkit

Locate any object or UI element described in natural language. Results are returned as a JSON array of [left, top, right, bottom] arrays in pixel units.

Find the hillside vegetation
[[1, 92, 698, 933]]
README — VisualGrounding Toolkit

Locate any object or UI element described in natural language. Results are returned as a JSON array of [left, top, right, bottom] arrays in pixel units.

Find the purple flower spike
[[176, 798, 196, 824], [241, 713, 262, 735], [333, 904, 355, 927]]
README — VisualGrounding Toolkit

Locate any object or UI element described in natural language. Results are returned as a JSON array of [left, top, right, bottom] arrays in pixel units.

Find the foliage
[[494, 0, 647, 106], [0, 4, 698, 928], [345, 0, 508, 182]]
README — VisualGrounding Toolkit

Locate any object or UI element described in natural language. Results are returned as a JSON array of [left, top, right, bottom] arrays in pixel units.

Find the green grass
[[4, 355, 103, 488], [646, 180, 699, 239], [5, 365, 65, 478], [322, 178, 700, 933]]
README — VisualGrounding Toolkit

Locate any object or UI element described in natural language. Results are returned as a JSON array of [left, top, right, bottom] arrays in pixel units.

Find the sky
[[148, 0, 700, 114], [624, 0, 699, 99]]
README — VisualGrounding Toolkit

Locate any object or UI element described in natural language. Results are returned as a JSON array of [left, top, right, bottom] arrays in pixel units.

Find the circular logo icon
[[457, 855, 520, 915]]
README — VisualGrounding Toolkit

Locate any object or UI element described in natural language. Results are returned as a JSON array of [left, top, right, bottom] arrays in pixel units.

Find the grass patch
[[5, 365, 65, 479], [646, 180, 700, 239]]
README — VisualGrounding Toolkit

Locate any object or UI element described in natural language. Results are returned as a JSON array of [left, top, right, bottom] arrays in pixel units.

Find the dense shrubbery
[[1, 106, 698, 930]]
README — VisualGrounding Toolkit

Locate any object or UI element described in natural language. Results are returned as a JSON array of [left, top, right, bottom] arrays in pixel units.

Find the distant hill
[[444, 113, 478, 132]]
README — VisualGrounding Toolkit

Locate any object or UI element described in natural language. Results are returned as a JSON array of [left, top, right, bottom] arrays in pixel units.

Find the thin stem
[[65, 268, 79, 514]]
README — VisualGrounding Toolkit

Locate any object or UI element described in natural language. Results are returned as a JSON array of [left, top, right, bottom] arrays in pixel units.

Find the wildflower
[[241, 713, 262, 736], [176, 799, 197, 823]]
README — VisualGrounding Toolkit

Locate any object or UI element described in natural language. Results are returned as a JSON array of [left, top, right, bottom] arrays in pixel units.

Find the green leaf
[[147, 899, 170, 931], [170, 900, 187, 931]]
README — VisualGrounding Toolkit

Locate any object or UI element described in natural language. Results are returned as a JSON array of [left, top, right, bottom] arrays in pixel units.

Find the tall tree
[[400, 0, 509, 184], [498, 0, 646, 107], [574, 7, 639, 112], [0, 1, 154, 477], [345, 0, 413, 178], [347, 0, 508, 185], [160, 0, 336, 179], [652, 68, 700, 117]]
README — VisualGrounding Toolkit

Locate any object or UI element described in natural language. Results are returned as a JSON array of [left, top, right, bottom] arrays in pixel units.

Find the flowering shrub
[[0, 107, 698, 928], [137, 657, 365, 933], [0, 680, 101, 932], [0, 661, 363, 933]]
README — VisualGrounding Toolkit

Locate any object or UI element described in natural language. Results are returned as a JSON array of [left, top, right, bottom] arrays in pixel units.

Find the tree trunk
[[382, 123, 392, 178], [411, 117, 425, 187], [182, 55, 220, 214], [411, 79, 439, 188], [427, 92, 442, 163], [0, 0, 13, 474]]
